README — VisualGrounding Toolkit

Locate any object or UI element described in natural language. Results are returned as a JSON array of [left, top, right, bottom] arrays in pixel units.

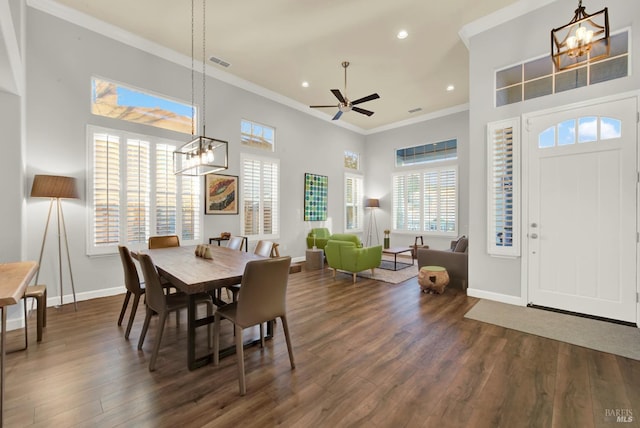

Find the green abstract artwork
[[304, 173, 328, 221]]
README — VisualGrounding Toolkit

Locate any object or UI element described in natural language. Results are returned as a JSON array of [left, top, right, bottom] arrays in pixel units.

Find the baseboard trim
[[4, 286, 126, 332], [466, 287, 524, 306]]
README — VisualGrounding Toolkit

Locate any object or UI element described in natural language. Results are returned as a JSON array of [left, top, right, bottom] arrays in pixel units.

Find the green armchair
[[325, 237, 382, 283], [306, 228, 331, 250]]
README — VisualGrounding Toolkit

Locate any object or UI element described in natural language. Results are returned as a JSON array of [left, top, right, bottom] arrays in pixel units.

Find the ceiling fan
[[310, 61, 380, 121]]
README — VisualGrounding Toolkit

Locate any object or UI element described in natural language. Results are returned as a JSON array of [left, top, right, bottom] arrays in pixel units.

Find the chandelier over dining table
[[174, 0, 228, 176]]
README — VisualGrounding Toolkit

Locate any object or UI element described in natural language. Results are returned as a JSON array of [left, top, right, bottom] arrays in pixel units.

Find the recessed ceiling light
[[397, 30, 408, 40], [302, 81, 309, 88], [446, 84, 455, 91]]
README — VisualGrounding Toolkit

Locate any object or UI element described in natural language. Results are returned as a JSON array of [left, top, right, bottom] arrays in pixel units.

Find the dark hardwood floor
[[4, 266, 640, 427]]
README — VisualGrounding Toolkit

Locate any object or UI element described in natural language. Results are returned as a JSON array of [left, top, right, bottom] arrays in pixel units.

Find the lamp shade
[[365, 198, 380, 208], [31, 175, 79, 199]]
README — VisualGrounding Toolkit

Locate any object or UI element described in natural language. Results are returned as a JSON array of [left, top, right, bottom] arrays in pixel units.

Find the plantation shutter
[[241, 155, 279, 238], [181, 175, 201, 241], [126, 139, 150, 244], [439, 169, 457, 233], [487, 118, 520, 257], [345, 174, 363, 231], [155, 143, 177, 236], [393, 168, 457, 234], [92, 133, 120, 247]]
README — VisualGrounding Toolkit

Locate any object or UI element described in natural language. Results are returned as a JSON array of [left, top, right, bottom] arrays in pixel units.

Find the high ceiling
[[51, 0, 521, 131]]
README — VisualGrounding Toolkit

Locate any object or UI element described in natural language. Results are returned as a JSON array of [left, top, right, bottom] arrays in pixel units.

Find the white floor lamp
[[364, 198, 380, 247], [31, 175, 79, 310]]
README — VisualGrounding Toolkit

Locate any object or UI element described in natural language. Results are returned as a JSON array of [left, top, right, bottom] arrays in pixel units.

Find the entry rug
[[465, 299, 640, 361]]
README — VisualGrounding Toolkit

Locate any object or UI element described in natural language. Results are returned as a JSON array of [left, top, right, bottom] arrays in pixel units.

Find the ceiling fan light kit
[[310, 61, 380, 121]]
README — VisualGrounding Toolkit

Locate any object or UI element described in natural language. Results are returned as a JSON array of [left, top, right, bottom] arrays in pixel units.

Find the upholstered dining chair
[[117, 245, 146, 339], [148, 235, 180, 249], [136, 253, 214, 371], [253, 240, 274, 258], [226, 236, 244, 251], [213, 256, 295, 395], [226, 239, 274, 302]]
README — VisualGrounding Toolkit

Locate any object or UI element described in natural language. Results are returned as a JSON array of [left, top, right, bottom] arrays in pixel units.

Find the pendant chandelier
[[174, 0, 228, 176], [551, 0, 609, 71]]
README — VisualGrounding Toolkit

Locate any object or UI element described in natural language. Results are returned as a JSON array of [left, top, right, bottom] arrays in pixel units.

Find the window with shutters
[[87, 125, 201, 255], [241, 154, 279, 239], [345, 173, 364, 231], [392, 167, 457, 234], [487, 118, 520, 257]]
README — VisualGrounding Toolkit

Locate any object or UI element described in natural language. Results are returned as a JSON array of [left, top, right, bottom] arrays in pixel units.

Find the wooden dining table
[[134, 245, 265, 370], [0, 261, 38, 427]]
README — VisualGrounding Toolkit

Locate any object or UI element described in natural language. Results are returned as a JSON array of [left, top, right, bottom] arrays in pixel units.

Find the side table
[[418, 265, 449, 294], [305, 248, 324, 271]]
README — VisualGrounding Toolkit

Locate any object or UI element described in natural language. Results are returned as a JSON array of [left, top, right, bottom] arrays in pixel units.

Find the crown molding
[[365, 103, 469, 135], [459, 0, 559, 49], [27, 0, 366, 134]]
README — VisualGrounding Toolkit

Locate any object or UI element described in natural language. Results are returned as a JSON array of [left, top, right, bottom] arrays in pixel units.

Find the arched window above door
[[538, 116, 622, 149]]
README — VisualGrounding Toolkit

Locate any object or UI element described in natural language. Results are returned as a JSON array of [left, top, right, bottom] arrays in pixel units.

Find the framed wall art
[[304, 173, 328, 221], [205, 173, 238, 214]]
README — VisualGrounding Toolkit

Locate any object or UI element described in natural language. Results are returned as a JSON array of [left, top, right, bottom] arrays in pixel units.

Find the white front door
[[526, 97, 638, 323]]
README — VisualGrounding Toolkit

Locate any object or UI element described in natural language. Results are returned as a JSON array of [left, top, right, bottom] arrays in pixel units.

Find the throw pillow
[[454, 237, 468, 253]]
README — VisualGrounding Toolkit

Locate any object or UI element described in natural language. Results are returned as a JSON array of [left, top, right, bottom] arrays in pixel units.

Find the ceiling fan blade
[[351, 93, 380, 105], [352, 106, 374, 116], [310, 105, 338, 108], [332, 110, 343, 121], [331, 89, 346, 104]]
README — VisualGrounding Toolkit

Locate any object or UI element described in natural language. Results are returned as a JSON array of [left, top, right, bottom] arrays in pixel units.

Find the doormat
[[465, 299, 640, 361]]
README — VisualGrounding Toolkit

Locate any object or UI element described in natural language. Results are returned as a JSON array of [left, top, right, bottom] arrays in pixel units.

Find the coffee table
[[381, 247, 414, 271]]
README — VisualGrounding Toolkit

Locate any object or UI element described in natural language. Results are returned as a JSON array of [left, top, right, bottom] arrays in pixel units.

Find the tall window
[[392, 167, 457, 234], [345, 173, 364, 231], [241, 154, 279, 239], [241, 119, 275, 151], [88, 126, 201, 255], [487, 118, 520, 257]]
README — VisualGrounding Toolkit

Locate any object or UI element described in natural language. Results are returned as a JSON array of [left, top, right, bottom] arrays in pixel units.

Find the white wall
[[364, 109, 470, 251], [467, 0, 640, 301], [24, 8, 365, 304]]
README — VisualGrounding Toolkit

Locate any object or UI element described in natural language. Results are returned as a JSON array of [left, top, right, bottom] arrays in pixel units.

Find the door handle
[[530, 233, 538, 239]]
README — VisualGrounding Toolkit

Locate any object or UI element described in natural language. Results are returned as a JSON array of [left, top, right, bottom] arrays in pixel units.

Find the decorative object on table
[[205, 174, 238, 214], [383, 229, 390, 249], [364, 198, 380, 247], [173, 0, 228, 176], [220, 232, 231, 239], [418, 266, 449, 294], [551, 0, 609, 71], [195, 244, 213, 259], [306, 228, 331, 250], [31, 174, 79, 310], [304, 173, 328, 221]]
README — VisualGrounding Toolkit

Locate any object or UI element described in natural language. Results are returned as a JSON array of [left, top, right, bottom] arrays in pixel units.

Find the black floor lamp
[[365, 198, 380, 247], [31, 175, 79, 310]]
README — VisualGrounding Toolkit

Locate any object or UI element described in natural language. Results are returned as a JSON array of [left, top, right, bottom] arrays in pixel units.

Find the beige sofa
[[417, 237, 468, 290]]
